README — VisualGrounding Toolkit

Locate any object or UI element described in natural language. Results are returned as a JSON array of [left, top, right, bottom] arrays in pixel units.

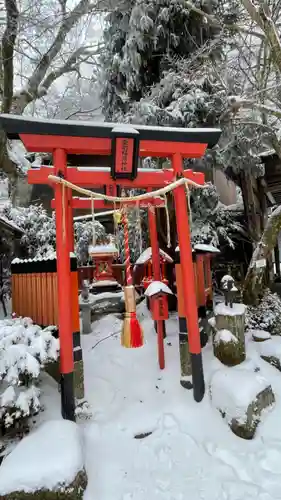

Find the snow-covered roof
[[175, 243, 219, 254], [144, 281, 173, 297], [194, 243, 220, 254], [135, 247, 173, 265], [88, 244, 118, 255], [0, 215, 24, 234]]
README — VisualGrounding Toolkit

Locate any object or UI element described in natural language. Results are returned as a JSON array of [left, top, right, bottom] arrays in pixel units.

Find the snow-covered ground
[[78, 305, 281, 500], [4, 301, 281, 499]]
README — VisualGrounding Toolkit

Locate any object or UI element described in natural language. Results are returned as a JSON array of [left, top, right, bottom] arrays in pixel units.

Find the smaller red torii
[[0, 114, 221, 422]]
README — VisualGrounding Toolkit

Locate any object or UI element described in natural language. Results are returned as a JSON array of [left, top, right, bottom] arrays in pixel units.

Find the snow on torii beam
[[0, 113, 221, 413], [0, 114, 220, 157]]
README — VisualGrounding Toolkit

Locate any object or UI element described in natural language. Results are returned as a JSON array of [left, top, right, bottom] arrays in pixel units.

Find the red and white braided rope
[[122, 210, 132, 286]]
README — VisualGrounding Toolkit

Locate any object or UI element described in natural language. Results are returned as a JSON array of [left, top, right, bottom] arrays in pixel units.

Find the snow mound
[[0, 420, 83, 495], [210, 368, 270, 423], [145, 281, 173, 297], [259, 337, 281, 359], [214, 329, 238, 344], [249, 329, 271, 340], [135, 247, 173, 265], [215, 302, 246, 317]]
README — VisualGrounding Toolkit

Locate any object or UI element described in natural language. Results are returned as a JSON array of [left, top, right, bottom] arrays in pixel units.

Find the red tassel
[[130, 313, 143, 348]]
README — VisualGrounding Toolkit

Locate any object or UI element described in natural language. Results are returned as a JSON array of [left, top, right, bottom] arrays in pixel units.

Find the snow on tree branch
[[227, 96, 281, 120], [0, 317, 59, 433], [12, 0, 101, 113]]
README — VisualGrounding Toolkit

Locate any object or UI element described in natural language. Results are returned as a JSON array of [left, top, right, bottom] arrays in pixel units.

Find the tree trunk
[[274, 244, 280, 279], [243, 205, 281, 305]]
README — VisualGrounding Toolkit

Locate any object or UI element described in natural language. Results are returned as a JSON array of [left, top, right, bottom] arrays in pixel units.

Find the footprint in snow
[[259, 448, 281, 474], [204, 442, 252, 483]]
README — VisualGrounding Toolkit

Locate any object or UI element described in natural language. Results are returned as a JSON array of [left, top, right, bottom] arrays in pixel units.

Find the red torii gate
[[0, 114, 221, 421]]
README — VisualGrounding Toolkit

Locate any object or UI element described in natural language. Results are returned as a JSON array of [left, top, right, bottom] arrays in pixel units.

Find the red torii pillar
[[173, 153, 204, 401], [53, 149, 75, 421]]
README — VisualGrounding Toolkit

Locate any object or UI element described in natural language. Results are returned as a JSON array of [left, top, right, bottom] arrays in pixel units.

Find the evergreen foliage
[[0, 317, 59, 435], [100, 0, 267, 180], [100, 0, 222, 121], [2, 204, 107, 265]]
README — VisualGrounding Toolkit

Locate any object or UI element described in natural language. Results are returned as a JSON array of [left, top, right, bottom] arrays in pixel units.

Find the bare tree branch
[[65, 105, 101, 119], [240, 0, 281, 75]]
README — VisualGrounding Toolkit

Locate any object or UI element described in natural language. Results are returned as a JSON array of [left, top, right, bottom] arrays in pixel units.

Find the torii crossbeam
[[0, 114, 221, 421]]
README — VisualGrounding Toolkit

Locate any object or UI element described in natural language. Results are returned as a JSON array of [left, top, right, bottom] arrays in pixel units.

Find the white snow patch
[[208, 317, 216, 328], [145, 281, 173, 297], [214, 302, 246, 316], [214, 329, 238, 345], [211, 368, 271, 423], [112, 124, 139, 135], [135, 247, 173, 265], [0, 420, 83, 495]]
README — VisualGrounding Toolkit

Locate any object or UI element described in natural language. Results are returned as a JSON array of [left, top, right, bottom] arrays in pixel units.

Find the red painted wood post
[[54, 148, 75, 421], [148, 204, 165, 369], [172, 152, 205, 402]]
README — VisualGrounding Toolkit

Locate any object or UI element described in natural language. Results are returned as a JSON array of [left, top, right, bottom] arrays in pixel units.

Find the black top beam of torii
[[0, 114, 221, 148]]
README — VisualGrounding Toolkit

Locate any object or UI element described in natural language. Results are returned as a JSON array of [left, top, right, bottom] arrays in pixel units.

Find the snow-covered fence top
[[11, 253, 77, 274]]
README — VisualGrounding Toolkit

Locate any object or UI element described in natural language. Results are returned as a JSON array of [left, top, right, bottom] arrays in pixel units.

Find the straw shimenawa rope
[[48, 174, 205, 203]]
